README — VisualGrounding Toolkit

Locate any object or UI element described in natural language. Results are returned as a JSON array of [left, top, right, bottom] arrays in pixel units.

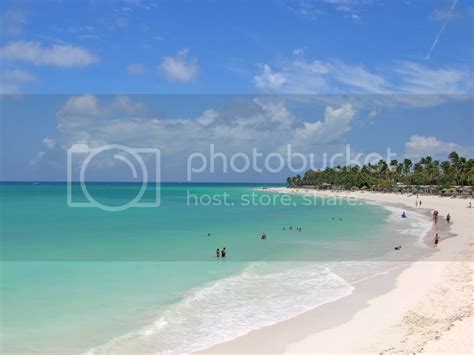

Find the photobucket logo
[[67, 144, 161, 211], [187, 144, 396, 181]]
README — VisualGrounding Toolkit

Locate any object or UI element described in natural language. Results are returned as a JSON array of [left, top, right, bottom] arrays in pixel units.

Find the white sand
[[199, 189, 473, 354]]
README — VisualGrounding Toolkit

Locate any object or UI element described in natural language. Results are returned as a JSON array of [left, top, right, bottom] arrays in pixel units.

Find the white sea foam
[[88, 262, 354, 354], [365, 201, 432, 246]]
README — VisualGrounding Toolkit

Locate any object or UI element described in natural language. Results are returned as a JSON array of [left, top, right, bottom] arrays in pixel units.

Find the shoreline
[[199, 188, 473, 354]]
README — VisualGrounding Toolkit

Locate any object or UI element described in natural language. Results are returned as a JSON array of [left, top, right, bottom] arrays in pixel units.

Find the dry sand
[[199, 189, 473, 354]]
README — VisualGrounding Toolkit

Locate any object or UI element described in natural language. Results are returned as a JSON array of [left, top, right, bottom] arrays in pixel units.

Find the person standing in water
[[221, 247, 226, 258], [433, 233, 440, 246], [216, 248, 220, 257], [446, 213, 451, 224]]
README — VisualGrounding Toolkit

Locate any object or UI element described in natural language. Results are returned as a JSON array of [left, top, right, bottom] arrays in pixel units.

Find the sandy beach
[[200, 189, 473, 354]]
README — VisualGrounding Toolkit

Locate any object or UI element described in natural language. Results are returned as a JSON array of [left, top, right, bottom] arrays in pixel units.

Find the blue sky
[[0, 0, 473, 182]]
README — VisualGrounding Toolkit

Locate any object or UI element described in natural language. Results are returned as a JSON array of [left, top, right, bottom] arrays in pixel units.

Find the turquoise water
[[0, 183, 431, 353]]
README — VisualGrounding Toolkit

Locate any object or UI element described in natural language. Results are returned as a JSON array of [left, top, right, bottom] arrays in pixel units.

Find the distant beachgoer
[[332, 217, 335, 220], [208, 233, 211, 237], [401, 212, 407, 218], [394, 245, 401, 251], [216, 248, 220, 257], [446, 213, 451, 224], [415, 200, 418, 207], [221, 247, 226, 257], [468, 202, 472, 209], [289, 226, 293, 230], [282, 227, 286, 230], [261, 233, 267, 240], [339, 218, 342, 221], [419, 200, 422, 207], [433, 234, 439, 246]]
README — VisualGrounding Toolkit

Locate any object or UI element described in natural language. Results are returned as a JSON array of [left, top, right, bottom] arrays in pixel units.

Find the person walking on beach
[[415, 200, 418, 207], [221, 247, 226, 258], [446, 213, 451, 224], [419, 200, 422, 207], [216, 248, 220, 258], [433, 233, 440, 246]]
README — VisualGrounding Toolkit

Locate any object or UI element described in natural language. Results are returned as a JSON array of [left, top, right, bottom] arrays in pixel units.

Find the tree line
[[287, 152, 474, 190]]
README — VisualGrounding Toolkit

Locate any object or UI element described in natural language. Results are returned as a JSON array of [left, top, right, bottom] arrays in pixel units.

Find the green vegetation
[[287, 152, 474, 193]]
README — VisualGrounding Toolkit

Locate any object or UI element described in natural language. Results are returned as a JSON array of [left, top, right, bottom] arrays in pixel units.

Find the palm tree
[[449, 151, 461, 185], [403, 159, 412, 182]]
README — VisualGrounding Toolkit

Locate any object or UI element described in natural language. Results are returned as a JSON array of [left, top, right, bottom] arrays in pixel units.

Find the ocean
[[0, 183, 432, 353]]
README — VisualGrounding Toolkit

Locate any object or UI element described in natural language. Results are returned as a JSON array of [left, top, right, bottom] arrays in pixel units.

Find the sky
[[0, 0, 473, 182]]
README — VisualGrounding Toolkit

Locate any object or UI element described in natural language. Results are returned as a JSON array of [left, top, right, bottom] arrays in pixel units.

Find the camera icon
[[67, 144, 160, 211]]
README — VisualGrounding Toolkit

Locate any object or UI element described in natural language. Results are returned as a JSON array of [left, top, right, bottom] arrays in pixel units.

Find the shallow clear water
[[0, 183, 431, 353]]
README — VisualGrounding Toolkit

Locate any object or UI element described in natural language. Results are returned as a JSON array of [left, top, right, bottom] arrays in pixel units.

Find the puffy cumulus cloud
[[32, 95, 358, 178], [405, 135, 472, 159], [254, 64, 287, 90], [294, 103, 355, 144], [57, 94, 147, 132], [158, 49, 198, 83], [0, 41, 99, 67]]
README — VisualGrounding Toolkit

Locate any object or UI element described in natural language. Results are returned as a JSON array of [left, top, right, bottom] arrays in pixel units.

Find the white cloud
[[294, 103, 355, 144], [28, 151, 45, 166], [0, 41, 99, 67], [368, 109, 377, 119], [2, 9, 26, 35], [0, 68, 37, 93], [42, 137, 56, 150], [127, 63, 146, 75], [253, 64, 287, 90], [197, 109, 218, 126], [292, 48, 306, 56], [329, 61, 388, 93], [33, 95, 358, 176], [255, 58, 387, 94], [252, 56, 471, 96], [405, 135, 472, 159], [394, 61, 471, 94], [158, 49, 198, 83]]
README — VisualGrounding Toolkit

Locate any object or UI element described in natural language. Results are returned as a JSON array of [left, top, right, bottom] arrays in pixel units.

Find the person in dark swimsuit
[[446, 213, 451, 224], [434, 233, 439, 246], [216, 248, 220, 257], [221, 247, 226, 257]]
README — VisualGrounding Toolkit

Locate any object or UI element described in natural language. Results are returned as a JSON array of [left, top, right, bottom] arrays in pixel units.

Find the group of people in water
[[216, 247, 227, 258], [396, 198, 454, 251], [282, 226, 303, 231]]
